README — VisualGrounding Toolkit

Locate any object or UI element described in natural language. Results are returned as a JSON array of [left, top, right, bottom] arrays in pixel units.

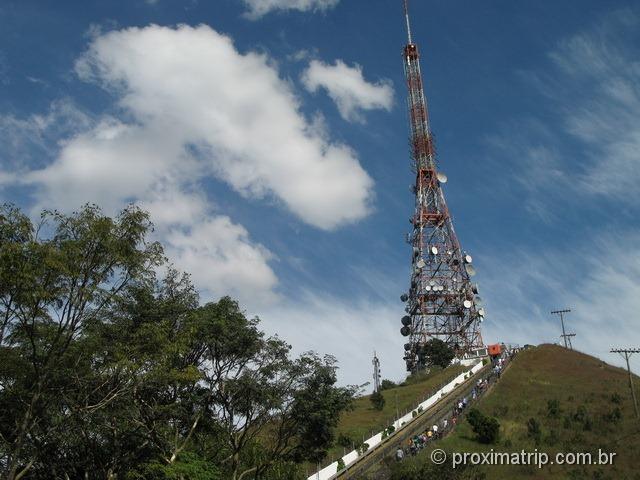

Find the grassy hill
[[389, 344, 640, 480], [320, 364, 469, 465]]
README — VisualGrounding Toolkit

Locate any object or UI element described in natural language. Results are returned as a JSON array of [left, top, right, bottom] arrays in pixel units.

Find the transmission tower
[[372, 351, 381, 392], [399, 0, 484, 372]]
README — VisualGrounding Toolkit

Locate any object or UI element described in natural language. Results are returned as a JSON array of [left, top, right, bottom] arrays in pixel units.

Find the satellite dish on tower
[[430, 246, 438, 255], [437, 172, 448, 183], [464, 254, 473, 264], [465, 264, 476, 276], [416, 259, 426, 269], [463, 300, 472, 309]]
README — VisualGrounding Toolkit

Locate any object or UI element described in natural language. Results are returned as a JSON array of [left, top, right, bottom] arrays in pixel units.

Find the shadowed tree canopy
[[0, 204, 356, 480], [420, 338, 455, 369]]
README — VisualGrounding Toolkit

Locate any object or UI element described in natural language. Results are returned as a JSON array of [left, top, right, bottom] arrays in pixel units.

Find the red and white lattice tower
[[399, 0, 484, 372]]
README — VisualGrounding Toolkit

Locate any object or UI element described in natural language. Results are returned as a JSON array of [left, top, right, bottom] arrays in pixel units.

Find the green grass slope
[[323, 364, 469, 462], [392, 344, 640, 480]]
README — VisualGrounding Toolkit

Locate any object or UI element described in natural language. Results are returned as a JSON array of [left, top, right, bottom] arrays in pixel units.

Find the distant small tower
[[399, 0, 484, 372], [372, 351, 381, 392]]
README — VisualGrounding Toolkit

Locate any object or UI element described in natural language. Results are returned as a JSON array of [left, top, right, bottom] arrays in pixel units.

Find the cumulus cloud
[[241, 0, 340, 20], [302, 59, 394, 122], [3, 24, 377, 306], [165, 215, 279, 307], [61, 24, 373, 230]]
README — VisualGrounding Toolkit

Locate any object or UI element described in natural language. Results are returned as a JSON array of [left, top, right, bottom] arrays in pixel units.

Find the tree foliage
[[380, 379, 396, 391], [0, 204, 356, 480], [420, 339, 455, 369], [370, 390, 385, 411], [466, 408, 500, 444]]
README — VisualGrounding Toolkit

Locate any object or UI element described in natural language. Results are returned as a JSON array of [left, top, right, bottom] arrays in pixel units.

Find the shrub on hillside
[[357, 443, 370, 455], [610, 393, 622, 404], [603, 407, 622, 423], [466, 408, 500, 444], [370, 391, 385, 411], [336, 458, 345, 472], [547, 399, 561, 417], [337, 434, 353, 448], [526, 417, 542, 444], [380, 379, 397, 391]]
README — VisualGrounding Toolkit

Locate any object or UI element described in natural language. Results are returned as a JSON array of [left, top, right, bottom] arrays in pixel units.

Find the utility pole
[[564, 333, 576, 350], [611, 348, 640, 419], [551, 309, 571, 348]]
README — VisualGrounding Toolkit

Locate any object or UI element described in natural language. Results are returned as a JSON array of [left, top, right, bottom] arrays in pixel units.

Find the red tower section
[[399, 0, 484, 372]]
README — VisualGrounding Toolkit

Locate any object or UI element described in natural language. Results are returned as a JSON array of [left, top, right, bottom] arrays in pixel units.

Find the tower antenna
[[403, 0, 413, 44], [398, 1, 484, 372], [372, 351, 381, 392]]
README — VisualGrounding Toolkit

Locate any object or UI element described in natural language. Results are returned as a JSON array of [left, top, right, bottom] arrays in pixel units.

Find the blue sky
[[1, 0, 640, 387]]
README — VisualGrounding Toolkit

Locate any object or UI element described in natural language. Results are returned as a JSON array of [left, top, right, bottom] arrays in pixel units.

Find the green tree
[[420, 339, 455, 369], [380, 379, 396, 391], [0, 204, 162, 480], [466, 409, 500, 444], [370, 390, 386, 411], [0, 204, 356, 480]]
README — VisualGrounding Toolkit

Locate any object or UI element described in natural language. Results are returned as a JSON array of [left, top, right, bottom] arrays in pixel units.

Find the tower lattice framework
[[399, 0, 484, 372]]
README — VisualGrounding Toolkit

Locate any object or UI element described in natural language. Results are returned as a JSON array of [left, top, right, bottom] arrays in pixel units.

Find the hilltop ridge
[[388, 344, 640, 479]]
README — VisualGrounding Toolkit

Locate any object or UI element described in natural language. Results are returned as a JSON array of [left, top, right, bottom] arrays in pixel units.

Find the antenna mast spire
[[403, 0, 413, 44]]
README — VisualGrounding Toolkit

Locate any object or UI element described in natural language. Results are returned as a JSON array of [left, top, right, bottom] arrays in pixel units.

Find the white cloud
[[165, 216, 279, 307], [1, 23, 378, 306], [302, 59, 394, 123], [62, 24, 373, 231], [241, 0, 340, 20]]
